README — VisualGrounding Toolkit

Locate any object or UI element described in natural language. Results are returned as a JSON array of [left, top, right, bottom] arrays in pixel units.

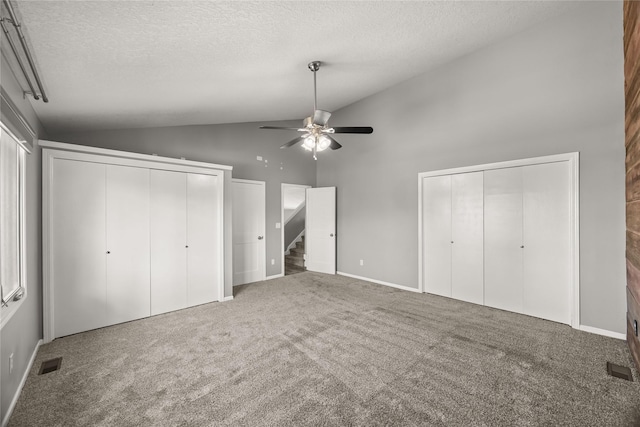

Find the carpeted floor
[[9, 272, 640, 426]]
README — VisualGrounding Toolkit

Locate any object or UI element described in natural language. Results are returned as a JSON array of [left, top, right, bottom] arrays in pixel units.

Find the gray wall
[[52, 121, 317, 283], [317, 2, 626, 334], [0, 55, 47, 421]]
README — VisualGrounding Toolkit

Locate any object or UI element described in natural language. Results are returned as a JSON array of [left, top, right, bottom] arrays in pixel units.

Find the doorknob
[[258, 236, 264, 240], [330, 233, 334, 237]]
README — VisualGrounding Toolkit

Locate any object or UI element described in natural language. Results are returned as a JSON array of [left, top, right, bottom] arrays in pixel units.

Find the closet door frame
[[418, 152, 580, 328], [42, 140, 231, 343]]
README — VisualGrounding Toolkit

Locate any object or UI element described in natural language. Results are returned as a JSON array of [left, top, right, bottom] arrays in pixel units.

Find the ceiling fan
[[259, 61, 373, 160]]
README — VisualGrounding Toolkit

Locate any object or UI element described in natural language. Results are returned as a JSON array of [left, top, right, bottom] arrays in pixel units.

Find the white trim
[[39, 140, 233, 171], [337, 272, 422, 293], [231, 178, 264, 186], [2, 339, 42, 427], [41, 146, 227, 176], [417, 152, 577, 179], [570, 153, 581, 328], [1, 134, 27, 328], [418, 152, 580, 328], [281, 183, 311, 278], [579, 325, 626, 340], [42, 143, 228, 343], [222, 296, 234, 302], [266, 273, 285, 280]]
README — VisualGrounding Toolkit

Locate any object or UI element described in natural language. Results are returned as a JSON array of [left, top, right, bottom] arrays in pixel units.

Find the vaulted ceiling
[[2, 1, 580, 135]]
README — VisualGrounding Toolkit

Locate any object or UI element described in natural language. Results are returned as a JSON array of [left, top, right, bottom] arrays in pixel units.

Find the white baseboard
[[578, 325, 626, 340], [266, 273, 284, 281], [2, 339, 42, 427], [337, 272, 422, 294], [222, 296, 234, 302]]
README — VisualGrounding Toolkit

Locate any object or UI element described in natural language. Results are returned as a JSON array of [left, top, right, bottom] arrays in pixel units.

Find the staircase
[[285, 236, 305, 275]]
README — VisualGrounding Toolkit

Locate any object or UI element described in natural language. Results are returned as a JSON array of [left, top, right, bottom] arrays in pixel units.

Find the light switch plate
[[276, 223, 281, 229]]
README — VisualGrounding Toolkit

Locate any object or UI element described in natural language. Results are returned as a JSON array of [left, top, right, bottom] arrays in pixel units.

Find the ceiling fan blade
[[260, 126, 301, 131], [312, 110, 332, 126], [326, 136, 342, 150], [280, 135, 305, 149], [331, 126, 374, 134]]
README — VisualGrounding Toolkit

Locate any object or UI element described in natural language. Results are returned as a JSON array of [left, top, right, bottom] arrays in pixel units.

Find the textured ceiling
[[2, 1, 580, 135]]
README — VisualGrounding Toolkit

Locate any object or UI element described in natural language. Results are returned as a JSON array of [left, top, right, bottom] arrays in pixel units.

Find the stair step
[[290, 247, 304, 256], [285, 256, 305, 267]]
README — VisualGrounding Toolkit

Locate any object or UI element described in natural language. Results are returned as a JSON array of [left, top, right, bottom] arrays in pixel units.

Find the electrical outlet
[[360, 259, 364, 266], [257, 156, 263, 161], [9, 353, 14, 374], [271, 259, 275, 265]]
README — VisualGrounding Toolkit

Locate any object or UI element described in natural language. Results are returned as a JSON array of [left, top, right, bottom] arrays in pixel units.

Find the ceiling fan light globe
[[316, 135, 331, 152], [303, 135, 316, 150]]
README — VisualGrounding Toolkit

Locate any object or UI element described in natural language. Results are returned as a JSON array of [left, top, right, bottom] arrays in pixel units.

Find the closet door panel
[[150, 170, 187, 315], [187, 173, 220, 306], [484, 167, 523, 313], [451, 172, 484, 304], [106, 165, 151, 324], [422, 175, 452, 297], [523, 162, 571, 324], [52, 159, 107, 337]]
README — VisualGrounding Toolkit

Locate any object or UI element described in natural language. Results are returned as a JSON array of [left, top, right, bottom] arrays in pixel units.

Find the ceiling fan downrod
[[308, 61, 321, 112]]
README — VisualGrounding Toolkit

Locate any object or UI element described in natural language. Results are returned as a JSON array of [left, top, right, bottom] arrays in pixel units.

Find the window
[[0, 122, 26, 324]]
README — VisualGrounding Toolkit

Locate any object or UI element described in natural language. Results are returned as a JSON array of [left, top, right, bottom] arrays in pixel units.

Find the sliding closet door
[[522, 162, 571, 324], [186, 173, 220, 306], [150, 169, 187, 315], [52, 159, 107, 337], [106, 165, 150, 324], [422, 175, 452, 297], [484, 167, 524, 313], [451, 172, 484, 304]]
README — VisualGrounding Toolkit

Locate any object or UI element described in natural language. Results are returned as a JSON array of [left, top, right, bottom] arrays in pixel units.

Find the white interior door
[[484, 167, 524, 313], [451, 172, 484, 304], [187, 173, 221, 304], [232, 179, 266, 285], [522, 162, 571, 324], [150, 169, 187, 315], [422, 175, 452, 297], [106, 165, 151, 324], [305, 187, 336, 274], [52, 159, 107, 337]]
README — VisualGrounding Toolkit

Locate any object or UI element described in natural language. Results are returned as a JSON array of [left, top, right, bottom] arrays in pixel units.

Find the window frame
[[0, 121, 28, 329]]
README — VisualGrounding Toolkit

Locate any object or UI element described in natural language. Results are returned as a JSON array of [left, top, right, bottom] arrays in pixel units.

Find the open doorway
[[281, 183, 311, 276]]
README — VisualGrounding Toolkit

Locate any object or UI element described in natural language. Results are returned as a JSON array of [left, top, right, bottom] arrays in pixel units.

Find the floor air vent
[[38, 357, 62, 375], [606, 362, 633, 381]]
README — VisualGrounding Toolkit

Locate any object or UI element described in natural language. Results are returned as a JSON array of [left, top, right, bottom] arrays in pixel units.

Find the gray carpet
[[9, 272, 640, 426]]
